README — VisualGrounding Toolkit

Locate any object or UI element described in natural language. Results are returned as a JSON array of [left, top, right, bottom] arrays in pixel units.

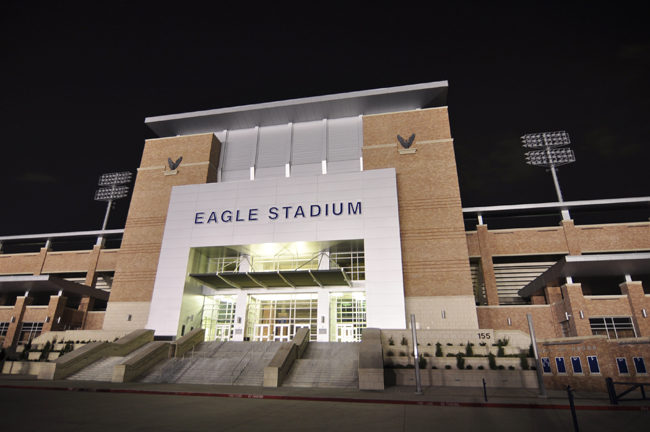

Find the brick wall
[[363, 108, 472, 298]]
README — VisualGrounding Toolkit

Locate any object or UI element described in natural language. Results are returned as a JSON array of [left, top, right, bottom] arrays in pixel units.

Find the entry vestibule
[[199, 292, 366, 343]]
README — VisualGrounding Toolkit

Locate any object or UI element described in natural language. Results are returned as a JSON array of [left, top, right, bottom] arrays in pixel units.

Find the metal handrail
[[230, 346, 255, 384]]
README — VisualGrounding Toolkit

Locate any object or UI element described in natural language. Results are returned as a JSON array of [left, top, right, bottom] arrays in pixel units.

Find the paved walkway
[[1, 374, 649, 432]]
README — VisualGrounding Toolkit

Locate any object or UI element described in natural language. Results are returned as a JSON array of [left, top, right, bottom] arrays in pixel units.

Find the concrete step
[[281, 342, 360, 389], [138, 341, 284, 385]]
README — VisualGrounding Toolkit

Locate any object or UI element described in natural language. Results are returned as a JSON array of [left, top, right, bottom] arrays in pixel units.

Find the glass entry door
[[274, 324, 291, 341], [336, 324, 356, 342], [330, 292, 366, 342], [246, 294, 318, 341], [254, 324, 272, 341]]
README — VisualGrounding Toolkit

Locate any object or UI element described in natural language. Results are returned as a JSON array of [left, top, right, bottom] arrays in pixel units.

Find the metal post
[[526, 313, 548, 398], [410, 314, 423, 395], [567, 385, 580, 432], [101, 200, 113, 231], [482, 378, 488, 402], [606, 377, 618, 405]]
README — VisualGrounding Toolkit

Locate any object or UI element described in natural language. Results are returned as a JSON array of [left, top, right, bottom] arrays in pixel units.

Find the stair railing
[[230, 346, 254, 385]]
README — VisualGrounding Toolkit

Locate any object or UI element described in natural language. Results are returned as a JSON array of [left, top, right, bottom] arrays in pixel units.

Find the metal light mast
[[522, 131, 575, 202], [522, 132, 576, 225], [94, 172, 132, 239]]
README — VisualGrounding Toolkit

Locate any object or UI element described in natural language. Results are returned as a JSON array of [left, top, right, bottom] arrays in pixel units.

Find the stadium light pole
[[522, 131, 575, 219], [95, 171, 132, 245]]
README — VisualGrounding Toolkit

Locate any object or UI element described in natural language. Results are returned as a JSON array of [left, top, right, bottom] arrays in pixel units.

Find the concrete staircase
[[66, 342, 156, 382], [282, 342, 359, 388], [138, 341, 281, 386]]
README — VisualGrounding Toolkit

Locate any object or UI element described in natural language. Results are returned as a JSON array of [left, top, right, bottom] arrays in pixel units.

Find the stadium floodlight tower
[[94, 171, 132, 245], [522, 131, 575, 220]]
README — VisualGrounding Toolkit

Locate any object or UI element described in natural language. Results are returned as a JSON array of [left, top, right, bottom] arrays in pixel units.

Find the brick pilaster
[[42, 296, 68, 333], [561, 220, 582, 255], [620, 281, 650, 337], [33, 247, 50, 275], [476, 224, 499, 305], [561, 283, 591, 336], [3, 296, 34, 348]]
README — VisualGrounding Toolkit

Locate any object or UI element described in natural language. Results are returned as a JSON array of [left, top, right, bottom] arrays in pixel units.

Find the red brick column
[[78, 297, 95, 329], [476, 224, 499, 305], [620, 281, 650, 337], [531, 295, 546, 305], [42, 296, 68, 333], [545, 286, 563, 304], [3, 296, 33, 348], [561, 283, 592, 336]]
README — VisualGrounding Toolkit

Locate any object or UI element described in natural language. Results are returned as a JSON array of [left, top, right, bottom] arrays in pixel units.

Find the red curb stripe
[[1, 384, 648, 411]]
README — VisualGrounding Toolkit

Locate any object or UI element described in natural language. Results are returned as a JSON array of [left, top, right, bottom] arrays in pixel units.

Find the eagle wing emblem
[[397, 134, 415, 149], [168, 156, 183, 170]]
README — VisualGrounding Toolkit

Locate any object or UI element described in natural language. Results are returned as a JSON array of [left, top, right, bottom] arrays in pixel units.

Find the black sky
[[1, 2, 649, 237]]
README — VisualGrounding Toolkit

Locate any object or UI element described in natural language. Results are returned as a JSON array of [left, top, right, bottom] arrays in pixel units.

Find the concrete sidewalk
[[1, 374, 648, 409]]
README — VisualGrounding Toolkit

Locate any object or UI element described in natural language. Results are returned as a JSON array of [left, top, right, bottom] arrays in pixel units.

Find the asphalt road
[[1, 387, 648, 432]]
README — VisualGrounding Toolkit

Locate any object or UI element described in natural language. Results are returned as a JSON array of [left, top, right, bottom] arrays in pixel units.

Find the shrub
[[466, 365, 473, 370], [479, 342, 487, 347], [477, 365, 485, 370], [496, 337, 510, 347], [39, 341, 52, 361], [445, 365, 451, 370], [405, 364, 415, 369], [520, 353, 530, 370], [508, 365, 515, 370], [435, 342, 443, 357], [446, 343, 453, 346], [20, 339, 33, 361], [394, 364, 405, 369], [465, 341, 473, 357], [427, 342, 431, 346], [419, 356, 427, 370], [459, 342, 464, 346], [386, 350, 394, 357], [488, 353, 497, 370], [497, 365, 505, 370], [456, 352, 465, 370], [446, 353, 455, 357], [432, 365, 438, 369], [400, 336, 408, 346], [468, 342, 474, 346], [529, 343, 535, 358], [388, 336, 395, 346], [59, 341, 74, 357], [497, 346, 505, 357], [423, 352, 430, 357], [399, 351, 406, 357]]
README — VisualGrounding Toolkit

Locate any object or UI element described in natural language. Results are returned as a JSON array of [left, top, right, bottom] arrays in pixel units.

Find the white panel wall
[[223, 129, 257, 171], [148, 168, 406, 336], [292, 120, 322, 165]]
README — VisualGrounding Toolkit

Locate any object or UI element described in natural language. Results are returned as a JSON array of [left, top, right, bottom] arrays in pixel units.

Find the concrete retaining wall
[[37, 329, 154, 380], [113, 341, 170, 383], [359, 328, 384, 390], [388, 369, 539, 388], [169, 328, 204, 358], [263, 328, 310, 388]]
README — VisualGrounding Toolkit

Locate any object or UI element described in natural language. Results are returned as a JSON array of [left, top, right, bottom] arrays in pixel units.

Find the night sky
[[2, 3, 649, 237]]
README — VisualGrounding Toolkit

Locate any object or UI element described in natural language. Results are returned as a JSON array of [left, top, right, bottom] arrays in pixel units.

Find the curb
[[1, 384, 648, 411]]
